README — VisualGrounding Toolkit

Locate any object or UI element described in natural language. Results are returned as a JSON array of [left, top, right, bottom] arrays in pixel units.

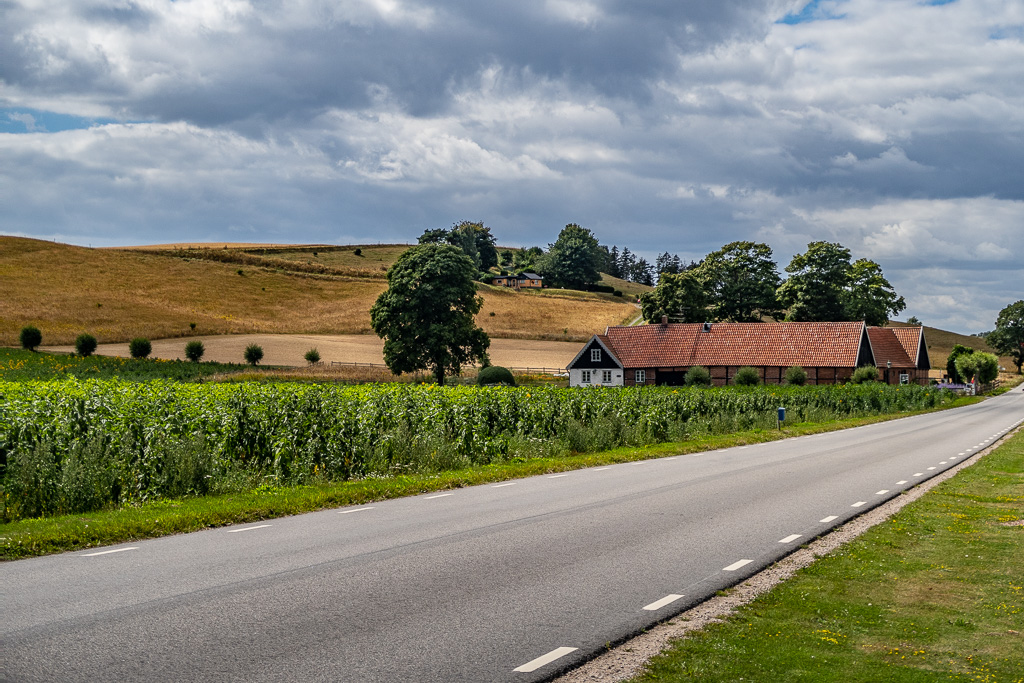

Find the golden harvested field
[[41, 334, 583, 370], [1, 237, 636, 346]]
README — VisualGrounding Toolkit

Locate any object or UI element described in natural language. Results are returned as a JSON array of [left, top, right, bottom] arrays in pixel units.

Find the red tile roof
[[601, 321, 869, 369], [891, 327, 925, 366], [867, 327, 917, 369]]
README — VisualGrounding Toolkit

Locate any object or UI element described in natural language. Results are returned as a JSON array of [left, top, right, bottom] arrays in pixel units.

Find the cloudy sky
[[1, 0, 1021, 333]]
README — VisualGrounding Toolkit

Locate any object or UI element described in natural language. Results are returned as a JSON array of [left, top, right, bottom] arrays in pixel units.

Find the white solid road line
[[425, 493, 454, 499], [851, 501, 867, 507], [513, 647, 579, 673], [779, 534, 802, 544], [723, 559, 753, 571], [338, 507, 375, 514], [226, 524, 272, 533], [643, 594, 685, 611], [492, 483, 517, 488], [83, 547, 138, 556], [820, 515, 839, 523]]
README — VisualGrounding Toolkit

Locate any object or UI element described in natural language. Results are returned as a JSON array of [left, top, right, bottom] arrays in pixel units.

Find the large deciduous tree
[[988, 299, 1024, 373], [639, 271, 708, 323], [696, 241, 782, 322], [539, 223, 602, 289], [777, 242, 905, 325], [370, 244, 490, 385], [417, 221, 498, 272], [843, 258, 906, 327], [777, 241, 852, 322]]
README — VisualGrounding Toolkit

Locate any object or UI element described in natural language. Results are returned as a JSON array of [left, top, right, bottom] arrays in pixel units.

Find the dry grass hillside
[[1, 237, 636, 345]]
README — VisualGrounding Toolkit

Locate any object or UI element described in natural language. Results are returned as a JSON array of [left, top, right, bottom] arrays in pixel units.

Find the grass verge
[[0, 398, 980, 561], [629, 428, 1024, 683]]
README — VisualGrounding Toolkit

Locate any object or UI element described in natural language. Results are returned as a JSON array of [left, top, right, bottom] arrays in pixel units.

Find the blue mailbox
[[777, 407, 785, 429]]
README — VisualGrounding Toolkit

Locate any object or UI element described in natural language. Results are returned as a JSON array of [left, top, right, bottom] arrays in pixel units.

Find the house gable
[[567, 335, 623, 370]]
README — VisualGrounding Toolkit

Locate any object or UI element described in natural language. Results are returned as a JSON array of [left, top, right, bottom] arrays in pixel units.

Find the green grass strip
[[0, 398, 980, 561], [632, 428, 1024, 682]]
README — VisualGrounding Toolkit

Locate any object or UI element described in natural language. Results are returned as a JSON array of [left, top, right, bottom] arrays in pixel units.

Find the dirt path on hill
[[42, 334, 582, 370]]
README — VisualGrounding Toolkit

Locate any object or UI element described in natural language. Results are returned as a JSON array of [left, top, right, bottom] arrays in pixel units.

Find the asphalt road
[[4, 385, 1023, 682]]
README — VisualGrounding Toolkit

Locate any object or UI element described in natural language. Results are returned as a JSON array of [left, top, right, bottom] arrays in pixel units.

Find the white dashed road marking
[[338, 507, 375, 514], [643, 594, 685, 611], [83, 547, 138, 556], [548, 474, 569, 479], [896, 480, 908, 485], [226, 525, 271, 533], [851, 501, 867, 508], [492, 483, 516, 488], [425, 493, 453, 499], [779, 534, 802, 544], [876, 490, 889, 495], [514, 647, 579, 673], [723, 559, 753, 571], [914, 473, 924, 477], [820, 515, 838, 523], [927, 467, 936, 471]]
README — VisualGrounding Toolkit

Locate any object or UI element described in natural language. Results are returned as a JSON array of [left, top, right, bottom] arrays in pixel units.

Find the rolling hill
[[0, 237, 637, 346]]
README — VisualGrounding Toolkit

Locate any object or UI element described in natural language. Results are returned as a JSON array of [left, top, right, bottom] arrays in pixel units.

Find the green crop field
[[1, 378, 956, 522]]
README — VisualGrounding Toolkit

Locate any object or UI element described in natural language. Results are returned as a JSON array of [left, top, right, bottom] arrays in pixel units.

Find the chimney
[[661, 315, 668, 326]]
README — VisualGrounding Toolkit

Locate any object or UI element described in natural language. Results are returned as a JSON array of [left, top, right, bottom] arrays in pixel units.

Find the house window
[[581, 370, 591, 384], [591, 348, 601, 362], [602, 370, 612, 384], [635, 370, 646, 384], [900, 373, 909, 385]]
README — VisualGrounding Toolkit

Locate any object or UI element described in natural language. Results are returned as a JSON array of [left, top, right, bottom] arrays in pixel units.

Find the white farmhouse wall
[[569, 368, 624, 387]]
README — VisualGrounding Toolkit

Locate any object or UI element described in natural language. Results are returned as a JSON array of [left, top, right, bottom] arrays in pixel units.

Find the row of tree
[[639, 240, 907, 327]]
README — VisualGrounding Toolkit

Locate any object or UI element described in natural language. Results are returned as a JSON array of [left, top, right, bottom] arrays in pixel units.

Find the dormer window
[[591, 348, 601, 362]]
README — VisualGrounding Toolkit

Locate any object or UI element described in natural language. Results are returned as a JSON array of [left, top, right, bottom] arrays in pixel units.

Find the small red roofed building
[[567, 321, 929, 387]]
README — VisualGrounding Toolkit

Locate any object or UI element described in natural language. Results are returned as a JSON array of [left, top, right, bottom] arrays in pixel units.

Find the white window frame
[[581, 370, 592, 384], [602, 370, 612, 384], [591, 348, 601, 362], [635, 370, 646, 384], [899, 373, 909, 385]]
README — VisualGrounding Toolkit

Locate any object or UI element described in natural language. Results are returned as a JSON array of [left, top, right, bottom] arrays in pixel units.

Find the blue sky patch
[[1, 109, 120, 134], [778, 0, 848, 25]]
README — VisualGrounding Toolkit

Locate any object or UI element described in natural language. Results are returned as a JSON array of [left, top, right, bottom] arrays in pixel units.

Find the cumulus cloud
[[1, 0, 1022, 332]]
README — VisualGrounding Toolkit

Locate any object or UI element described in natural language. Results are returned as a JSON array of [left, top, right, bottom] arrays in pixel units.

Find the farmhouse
[[490, 272, 544, 289], [567, 321, 930, 387]]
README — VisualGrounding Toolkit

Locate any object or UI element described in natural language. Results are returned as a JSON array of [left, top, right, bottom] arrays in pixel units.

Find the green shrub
[[974, 352, 999, 384], [946, 343, 973, 383], [185, 340, 205, 362], [734, 366, 761, 386], [477, 365, 516, 386], [784, 366, 808, 386], [954, 352, 978, 385], [851, 365, 879, 384], [685, 366, 712, 386], [244, 343, 264, 366], [19, 325, 42, 351], [304, 347, 321, 365], [75, 333, 98, 357], [129, 338, 152, 359]]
